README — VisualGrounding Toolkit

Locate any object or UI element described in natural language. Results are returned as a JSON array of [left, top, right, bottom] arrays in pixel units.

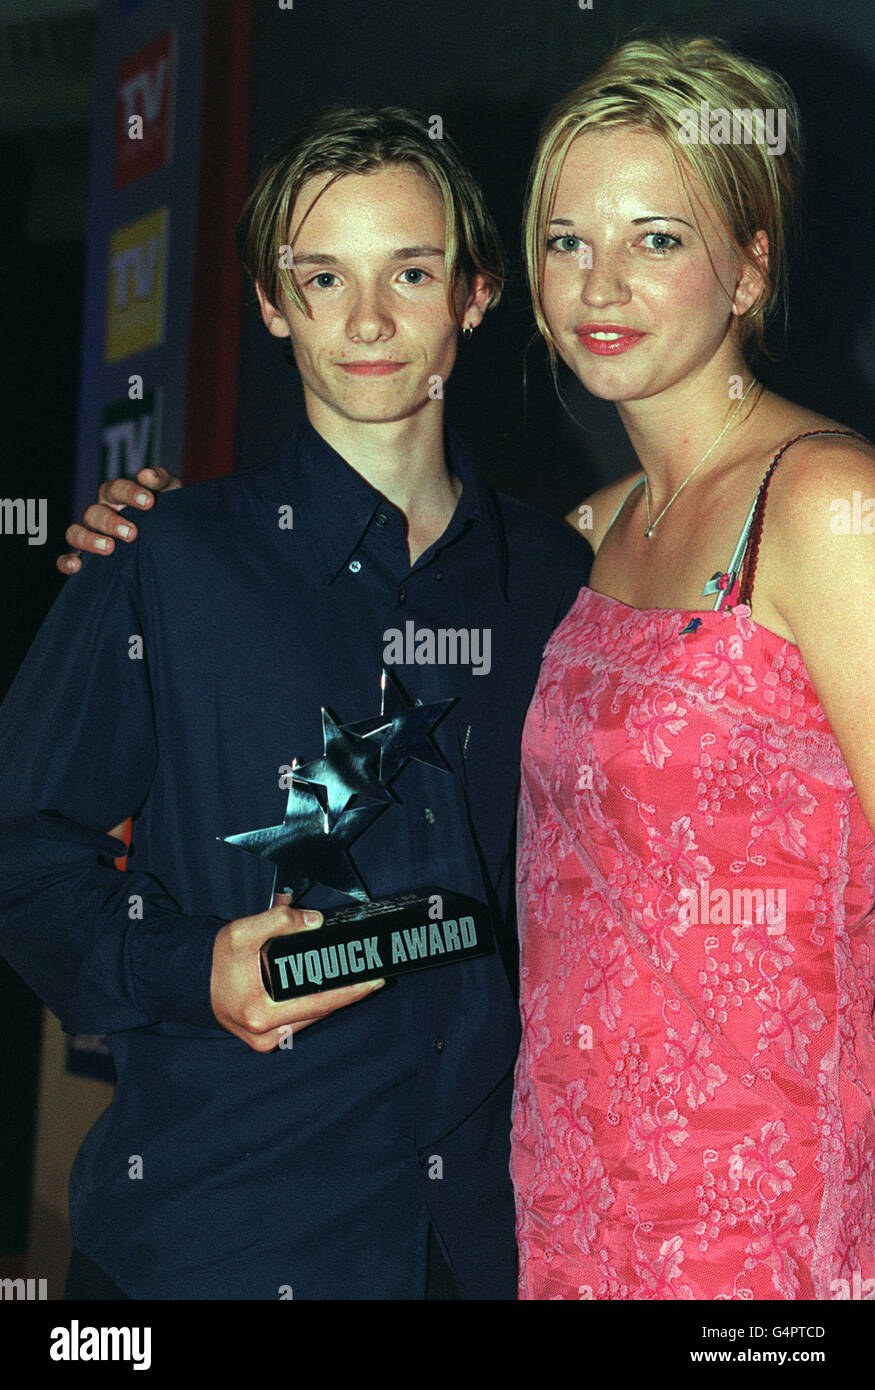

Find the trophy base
[[260, 888, 493, 1001]]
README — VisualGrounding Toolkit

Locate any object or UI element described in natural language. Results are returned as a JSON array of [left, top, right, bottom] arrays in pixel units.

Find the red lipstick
[[574, 324, 646, 356]]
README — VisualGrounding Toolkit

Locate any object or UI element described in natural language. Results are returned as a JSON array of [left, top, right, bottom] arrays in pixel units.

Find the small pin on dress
[[702, 570, 735, 596]]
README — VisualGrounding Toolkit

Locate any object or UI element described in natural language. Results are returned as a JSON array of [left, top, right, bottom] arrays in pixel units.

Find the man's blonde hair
[[237, 105, 505, 327]]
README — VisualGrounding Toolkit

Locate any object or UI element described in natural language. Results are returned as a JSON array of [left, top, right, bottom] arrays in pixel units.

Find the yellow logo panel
[[105, 207, 169, 362]]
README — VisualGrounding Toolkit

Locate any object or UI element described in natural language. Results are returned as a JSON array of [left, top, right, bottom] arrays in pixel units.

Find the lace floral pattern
[[513, 588, 875, 1300]]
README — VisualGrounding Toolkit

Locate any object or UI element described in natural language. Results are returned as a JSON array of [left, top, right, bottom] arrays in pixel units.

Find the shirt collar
[[280, 415, 508, 597]]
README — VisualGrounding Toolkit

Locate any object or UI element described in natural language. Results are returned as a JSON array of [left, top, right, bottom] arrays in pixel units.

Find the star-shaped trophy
[[220, 670, 493, 1001]]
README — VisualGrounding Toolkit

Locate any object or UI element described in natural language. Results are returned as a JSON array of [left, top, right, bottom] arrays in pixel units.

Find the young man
[[0, 107, 591, 1299]]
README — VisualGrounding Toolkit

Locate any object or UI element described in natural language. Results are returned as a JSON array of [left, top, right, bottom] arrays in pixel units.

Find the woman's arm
[[766, 435, 875, 837]]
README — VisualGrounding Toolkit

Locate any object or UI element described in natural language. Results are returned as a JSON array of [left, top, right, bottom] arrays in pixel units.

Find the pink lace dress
[[512, 431, 875, 1300]]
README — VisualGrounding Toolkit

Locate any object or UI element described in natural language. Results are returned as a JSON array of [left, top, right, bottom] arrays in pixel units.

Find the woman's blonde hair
[[237, 105, 505, 328], [523, 35, 803, 359]]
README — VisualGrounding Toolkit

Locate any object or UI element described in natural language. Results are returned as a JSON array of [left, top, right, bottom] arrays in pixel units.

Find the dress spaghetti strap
[[599, 433, 867, 612], [733, 429, 867, 609], [603, 474, 645, 539]]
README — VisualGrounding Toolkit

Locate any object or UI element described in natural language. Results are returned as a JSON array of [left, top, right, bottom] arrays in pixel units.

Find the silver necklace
[[643, 376, 759, 538]]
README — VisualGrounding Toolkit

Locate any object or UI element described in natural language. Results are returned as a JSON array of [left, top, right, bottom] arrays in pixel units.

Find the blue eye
[[546, 234, 584, 254], [642, 232, 681, 254], [308, 272, 338, 288], [400, 268, 429, 284]]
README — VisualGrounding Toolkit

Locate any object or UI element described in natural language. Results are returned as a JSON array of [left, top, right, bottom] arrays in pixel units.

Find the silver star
[[342, 669, 455, 783], [291, 707, 392, 829], [221, 774, 382, 902]]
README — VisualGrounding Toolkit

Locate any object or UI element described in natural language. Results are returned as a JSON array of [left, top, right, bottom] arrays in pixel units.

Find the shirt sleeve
[[0, 543, 226, 1035]]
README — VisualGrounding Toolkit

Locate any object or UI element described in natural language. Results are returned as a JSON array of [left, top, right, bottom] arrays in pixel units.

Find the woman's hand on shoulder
[[767, 433, 875, 835], [57, 466, 182, 575], [564, 471, 644, 555]]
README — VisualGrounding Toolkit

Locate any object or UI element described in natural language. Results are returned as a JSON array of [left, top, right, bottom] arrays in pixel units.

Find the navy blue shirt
[[0, 417, 591, 1299]]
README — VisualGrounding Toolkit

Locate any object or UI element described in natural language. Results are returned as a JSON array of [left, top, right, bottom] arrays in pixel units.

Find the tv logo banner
[[105, 208, 169, 362], [101, 389, 162, 482], [114, 30, 176, 190]]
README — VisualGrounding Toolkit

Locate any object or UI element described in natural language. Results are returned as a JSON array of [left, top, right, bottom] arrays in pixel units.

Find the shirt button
[[433, 1037, 445, 1053], [423, 808, 435, 824], [434, 570, 443, 581], [348, 559, 362, 574], [398, 588, 406, 604], [375, 513, 388, 527]]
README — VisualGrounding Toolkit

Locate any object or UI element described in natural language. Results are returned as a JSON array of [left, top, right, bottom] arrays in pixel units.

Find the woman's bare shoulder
[[563, 469, 645, 554], [762, 426, 875, 531]]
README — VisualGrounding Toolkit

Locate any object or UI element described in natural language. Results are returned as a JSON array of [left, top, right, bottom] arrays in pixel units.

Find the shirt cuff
[[128, 911, 228, 1032]]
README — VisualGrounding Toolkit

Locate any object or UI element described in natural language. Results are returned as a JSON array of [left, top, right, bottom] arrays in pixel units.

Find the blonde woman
[[512, 35, 875, 1300]]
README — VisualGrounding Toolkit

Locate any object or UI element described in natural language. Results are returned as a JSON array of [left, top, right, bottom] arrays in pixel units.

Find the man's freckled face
[[541, 128, 742, 402], [273, 165, 465, 425]]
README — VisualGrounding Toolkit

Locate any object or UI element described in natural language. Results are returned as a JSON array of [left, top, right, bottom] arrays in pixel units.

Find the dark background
[[239, 0, 874, 513], [0, 0, 872, 1263]]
